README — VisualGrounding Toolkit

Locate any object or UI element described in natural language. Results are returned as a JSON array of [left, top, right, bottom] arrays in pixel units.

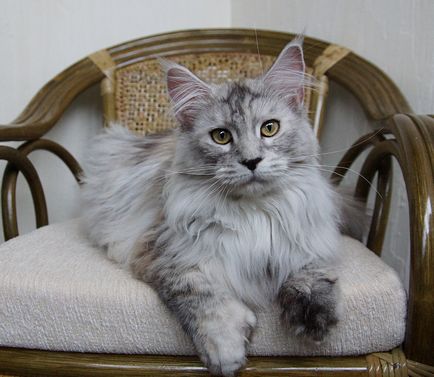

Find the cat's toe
[[196, 302, 256, 376], [207, 358, 245, 377], [242, 308, 257, 342], [203, 343, 246, 377]]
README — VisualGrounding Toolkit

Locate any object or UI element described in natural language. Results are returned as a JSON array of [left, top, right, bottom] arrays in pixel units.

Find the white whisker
[[288, 163, 383, 199], [287, 129, 383, 162]]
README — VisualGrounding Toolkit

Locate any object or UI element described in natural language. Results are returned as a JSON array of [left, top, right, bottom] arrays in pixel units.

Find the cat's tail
[[80, 123, 176, 265], [335, 185, 368, 242]]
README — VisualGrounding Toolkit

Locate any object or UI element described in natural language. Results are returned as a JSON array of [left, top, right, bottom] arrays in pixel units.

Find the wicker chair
[[0, 29, 433, 376]]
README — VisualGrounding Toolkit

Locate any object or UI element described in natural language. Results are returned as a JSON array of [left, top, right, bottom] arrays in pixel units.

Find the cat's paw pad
[[197, 302, 256, 376], [281, 276, 339, 342]]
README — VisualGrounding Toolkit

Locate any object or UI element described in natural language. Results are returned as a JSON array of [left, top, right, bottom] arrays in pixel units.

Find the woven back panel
[[115, 52, 281, 135]]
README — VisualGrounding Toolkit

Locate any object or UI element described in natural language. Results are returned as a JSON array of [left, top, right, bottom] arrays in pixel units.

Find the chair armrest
[[0, 57, 104, 142], [0, 58, 94, 238], [386, 114, 433, 365], [332, 113, 433, 364]]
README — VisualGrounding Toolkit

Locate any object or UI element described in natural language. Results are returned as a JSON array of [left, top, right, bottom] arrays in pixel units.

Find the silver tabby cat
[[81, 38, 349, 376]]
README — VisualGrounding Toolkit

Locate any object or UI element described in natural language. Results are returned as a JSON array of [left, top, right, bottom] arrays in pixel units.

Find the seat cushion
[[0, 220, 406, 356]]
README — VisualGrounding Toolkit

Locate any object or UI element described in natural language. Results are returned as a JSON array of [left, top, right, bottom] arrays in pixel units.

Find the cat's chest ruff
[[198, 199, 296, 305], [205, 200, 285, 256]]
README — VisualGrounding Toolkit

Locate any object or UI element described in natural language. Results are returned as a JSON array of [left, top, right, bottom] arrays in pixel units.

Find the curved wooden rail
[[1, 346, 431, 376], [356, 150, 393, 255], [331, 130, 392, 254], [331, 114, 434, 365], [0, 146, 48, 240], [332, 130, 387, 182], [384, 114, 433, 366], [18, 139, 83, 182], [1, 139, 82, 241], [0, 29, 412, 141], [0, 57, 103, 141], [0, 346, 412, 377]]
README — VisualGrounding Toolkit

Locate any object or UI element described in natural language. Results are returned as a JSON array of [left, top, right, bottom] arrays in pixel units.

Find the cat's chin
[[232, 177, 279, 197]]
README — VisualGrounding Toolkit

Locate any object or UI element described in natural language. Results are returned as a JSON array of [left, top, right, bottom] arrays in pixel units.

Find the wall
[[232, 0, 433, 114], [0, 0, 231, 239], [231, 0, 434, 286]]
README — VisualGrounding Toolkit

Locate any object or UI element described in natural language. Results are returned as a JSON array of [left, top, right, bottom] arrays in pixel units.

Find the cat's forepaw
[[280, 273, 340, 342], [195, 301, 256, 377]]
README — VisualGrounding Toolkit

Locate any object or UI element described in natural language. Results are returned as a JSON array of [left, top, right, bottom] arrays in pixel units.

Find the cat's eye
[[260, 120, 280, 137], [210, 129, 232, 145]]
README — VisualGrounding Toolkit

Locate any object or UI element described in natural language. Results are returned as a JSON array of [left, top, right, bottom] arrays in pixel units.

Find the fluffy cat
[[81, 38, 348, 376]]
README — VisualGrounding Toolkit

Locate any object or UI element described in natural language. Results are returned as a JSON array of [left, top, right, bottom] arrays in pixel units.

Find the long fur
[[80, 125, 175, 265], [80, 38, 356, 377]]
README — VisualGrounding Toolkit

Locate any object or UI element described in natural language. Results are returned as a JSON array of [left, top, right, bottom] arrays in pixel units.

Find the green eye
[[261, 120, 280, 137], [210, 129, 232, 145]]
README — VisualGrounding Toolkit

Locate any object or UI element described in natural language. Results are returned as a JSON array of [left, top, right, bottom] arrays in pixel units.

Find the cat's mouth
[[248, 174, 265, 183], [228, 173, 278, 197], [219, 172, 275, 193], [237, 173, 268, 186]]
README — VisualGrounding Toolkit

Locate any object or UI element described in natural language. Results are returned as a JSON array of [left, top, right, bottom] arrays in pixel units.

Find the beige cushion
[[0, 220, 406, 356]]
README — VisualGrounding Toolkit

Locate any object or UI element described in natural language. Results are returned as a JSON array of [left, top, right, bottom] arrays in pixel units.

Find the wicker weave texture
[[115, 53, 277, 135]]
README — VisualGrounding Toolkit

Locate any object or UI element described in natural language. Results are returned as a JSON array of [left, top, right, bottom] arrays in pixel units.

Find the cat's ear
[[161, 60, 211, 127], [263, 37, 306, 106]]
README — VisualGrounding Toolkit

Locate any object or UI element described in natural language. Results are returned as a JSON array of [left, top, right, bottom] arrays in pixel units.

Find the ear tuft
[[263, 36, 311, 107], [160, 59, 211, 127]]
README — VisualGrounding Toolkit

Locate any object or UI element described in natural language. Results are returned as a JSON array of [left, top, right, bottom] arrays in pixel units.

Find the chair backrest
[[114, 52, 276, 135], [0, 29, 411, 144], [86, 30, 410, 143], [102, 52, 330, 137]]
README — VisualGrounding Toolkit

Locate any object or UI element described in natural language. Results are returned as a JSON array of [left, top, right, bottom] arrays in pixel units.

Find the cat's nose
[[241, 157, 263, 171]]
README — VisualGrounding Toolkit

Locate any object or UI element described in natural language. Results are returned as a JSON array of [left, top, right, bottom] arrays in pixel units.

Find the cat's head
[[164, 37, 319, 197]]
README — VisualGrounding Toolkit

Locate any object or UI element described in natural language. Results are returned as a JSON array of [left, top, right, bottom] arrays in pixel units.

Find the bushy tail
[[335, 186, 369, 242]]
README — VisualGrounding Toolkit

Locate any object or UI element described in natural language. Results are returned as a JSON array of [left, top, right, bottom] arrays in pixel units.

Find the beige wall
[[1, 0, 231, 123], [232, 0, 433, 114]]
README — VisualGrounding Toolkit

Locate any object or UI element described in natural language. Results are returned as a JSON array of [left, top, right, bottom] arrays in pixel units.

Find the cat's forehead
[[208, 79, 285, 126], [214, 79, 261, 103]]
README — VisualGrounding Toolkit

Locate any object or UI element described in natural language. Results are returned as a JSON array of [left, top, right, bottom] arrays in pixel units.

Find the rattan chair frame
[[0, 29, 432, 376]]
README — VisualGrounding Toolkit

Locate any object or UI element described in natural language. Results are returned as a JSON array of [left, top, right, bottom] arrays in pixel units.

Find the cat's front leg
[[278, 264, 340, 342], [155, 269, 256, 377]]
